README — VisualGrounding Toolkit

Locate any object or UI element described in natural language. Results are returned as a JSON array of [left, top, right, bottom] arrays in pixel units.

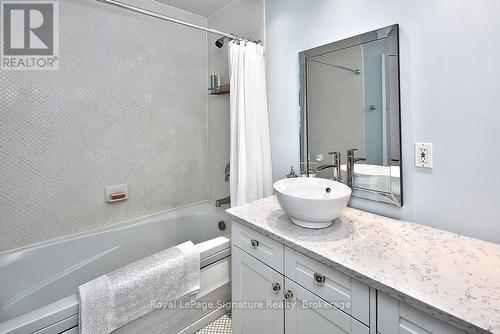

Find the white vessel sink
[[273, 178, 352, 229]]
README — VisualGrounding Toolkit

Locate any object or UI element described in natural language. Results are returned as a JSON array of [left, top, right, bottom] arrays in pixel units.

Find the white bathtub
[[0, 201, 231, 334]]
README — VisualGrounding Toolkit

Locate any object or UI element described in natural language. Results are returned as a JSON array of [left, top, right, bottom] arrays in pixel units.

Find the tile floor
[[196, 313, 232, 334]]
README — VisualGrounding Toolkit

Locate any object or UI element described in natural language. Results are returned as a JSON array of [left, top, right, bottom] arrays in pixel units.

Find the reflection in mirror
[[299, 24, 402, 206]]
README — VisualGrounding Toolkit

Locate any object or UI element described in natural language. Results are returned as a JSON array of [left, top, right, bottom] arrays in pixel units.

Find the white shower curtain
[[229, 41, 273, 207]]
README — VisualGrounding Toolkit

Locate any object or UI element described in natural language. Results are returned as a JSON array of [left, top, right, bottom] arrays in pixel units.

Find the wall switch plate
[[105, 184, 128, 202], [415, 143, 433, 168]]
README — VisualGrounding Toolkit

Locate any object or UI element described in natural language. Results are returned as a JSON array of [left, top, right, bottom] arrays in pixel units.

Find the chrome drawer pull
[[250, 239, 259, 248], [283, 289, 294, 301], [272, 282, 281, 293], [314, 272, 326, 285]]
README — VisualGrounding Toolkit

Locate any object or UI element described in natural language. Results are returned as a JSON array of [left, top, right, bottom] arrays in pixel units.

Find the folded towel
[[78, 241, 200, 334]]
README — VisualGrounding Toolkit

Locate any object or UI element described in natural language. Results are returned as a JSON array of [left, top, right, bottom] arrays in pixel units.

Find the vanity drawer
[[377, 292, 466, 334], [231, 222, 284, 273], [285, 247, 370, 325], [285, 278, 369, 334]]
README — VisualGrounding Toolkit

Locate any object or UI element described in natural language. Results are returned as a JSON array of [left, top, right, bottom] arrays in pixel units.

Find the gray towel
[[78, 241, 200, 334]]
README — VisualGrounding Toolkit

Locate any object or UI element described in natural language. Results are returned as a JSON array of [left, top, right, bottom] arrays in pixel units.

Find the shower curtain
[[229, 40, 273, 206]]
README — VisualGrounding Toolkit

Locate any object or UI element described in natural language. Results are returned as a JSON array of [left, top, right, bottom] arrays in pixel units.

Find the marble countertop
[[226, 196, 500, 334]]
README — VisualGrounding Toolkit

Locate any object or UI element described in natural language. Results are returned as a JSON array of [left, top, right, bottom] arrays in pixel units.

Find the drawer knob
[[283, 289, 294, 301], [314, 272, 326, 285], [250, 239, 259, 248], [272, 282, 281, 293]]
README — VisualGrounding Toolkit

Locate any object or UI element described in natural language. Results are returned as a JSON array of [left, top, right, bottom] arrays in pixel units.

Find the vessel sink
[[273, 178, 352, 229]]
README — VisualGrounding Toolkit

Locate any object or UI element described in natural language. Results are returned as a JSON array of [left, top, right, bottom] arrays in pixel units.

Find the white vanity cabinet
[[377, 293, 466, 334], [232, 222, 469, 334], [232, 246, 284, 333], [232, 222, 371, 334]]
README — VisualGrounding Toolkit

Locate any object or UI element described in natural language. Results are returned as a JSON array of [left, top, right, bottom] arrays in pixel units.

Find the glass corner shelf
[[208, 84, 230, 95]]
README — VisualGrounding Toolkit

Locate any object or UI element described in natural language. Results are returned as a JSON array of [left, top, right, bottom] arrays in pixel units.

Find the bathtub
[[0, 201, 231, 334]]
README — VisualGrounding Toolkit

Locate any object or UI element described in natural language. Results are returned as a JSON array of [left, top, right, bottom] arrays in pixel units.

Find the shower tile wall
[[0, 0, 208, 250], [207, 0, 265, 201]]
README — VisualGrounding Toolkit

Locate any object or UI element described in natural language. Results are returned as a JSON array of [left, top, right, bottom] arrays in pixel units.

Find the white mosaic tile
[[0, 0, 209, 251], [197, 313, 232, 334]]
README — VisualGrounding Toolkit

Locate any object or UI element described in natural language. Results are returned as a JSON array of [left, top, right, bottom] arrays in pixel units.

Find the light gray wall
[[0, 0, 208, 251], [207, 0, 265, 201], [266, 0, 500, 243]]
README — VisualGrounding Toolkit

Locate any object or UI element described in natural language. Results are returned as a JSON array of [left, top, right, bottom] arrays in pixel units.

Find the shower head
[[215, 36, 227, 48]]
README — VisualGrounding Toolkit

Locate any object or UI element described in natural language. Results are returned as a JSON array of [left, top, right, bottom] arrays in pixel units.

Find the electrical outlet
[[415, 143, 433, 168]]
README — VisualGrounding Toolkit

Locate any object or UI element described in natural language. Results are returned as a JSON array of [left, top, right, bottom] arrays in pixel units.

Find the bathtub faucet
[[215, 196, 231, 207]]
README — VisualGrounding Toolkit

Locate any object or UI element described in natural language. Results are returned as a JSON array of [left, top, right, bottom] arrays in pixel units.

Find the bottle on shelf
[[211, 72, 218, 88]]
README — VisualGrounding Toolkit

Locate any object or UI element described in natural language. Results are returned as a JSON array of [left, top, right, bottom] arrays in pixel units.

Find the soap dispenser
[[286, 166, 298, 178]]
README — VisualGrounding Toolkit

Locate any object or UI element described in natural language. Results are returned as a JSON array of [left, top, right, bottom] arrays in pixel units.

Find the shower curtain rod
[[97, 0, 255, 43], [308, 58, 361, 75]]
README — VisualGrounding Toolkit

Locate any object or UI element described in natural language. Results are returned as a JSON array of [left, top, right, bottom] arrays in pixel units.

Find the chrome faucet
[[215, 196, 231, 207], [329, 151, 342, 182], [317, 152, 342, 182], [346, 148, 366, 188], [316, 164, 335, 171]]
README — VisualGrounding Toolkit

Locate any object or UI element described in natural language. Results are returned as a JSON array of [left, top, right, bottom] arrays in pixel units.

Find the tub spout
[[215, 196, 231, 207]]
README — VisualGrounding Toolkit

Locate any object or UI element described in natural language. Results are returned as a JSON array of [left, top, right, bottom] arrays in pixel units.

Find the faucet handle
[[328, 151, 340, 160], [347, 149, 366, 163], [347, 148, 359, 157]]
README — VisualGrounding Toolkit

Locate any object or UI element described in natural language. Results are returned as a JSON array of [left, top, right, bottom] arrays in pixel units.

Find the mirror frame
[[299, 24, 403, 206]]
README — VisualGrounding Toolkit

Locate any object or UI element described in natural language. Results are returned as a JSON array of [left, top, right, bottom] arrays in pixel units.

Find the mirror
[[299, 24, 402, 206]]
